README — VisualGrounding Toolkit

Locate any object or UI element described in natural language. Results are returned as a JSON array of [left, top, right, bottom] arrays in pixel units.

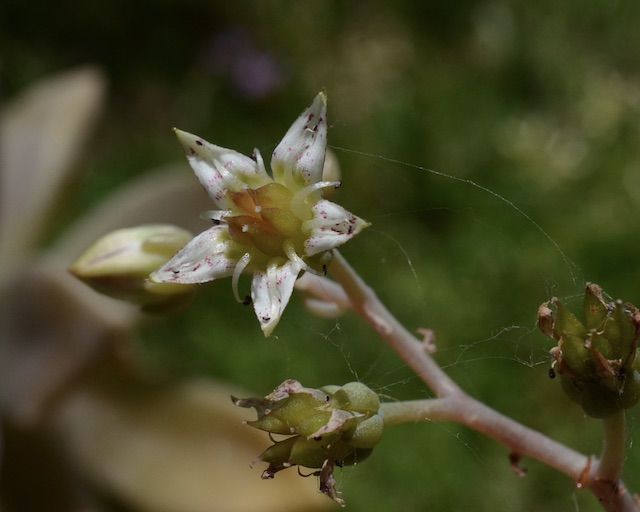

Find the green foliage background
[[4, 1, 640, 510]]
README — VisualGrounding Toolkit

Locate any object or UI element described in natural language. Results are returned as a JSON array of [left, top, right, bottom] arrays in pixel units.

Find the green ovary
[[228, 183, 305, 258]]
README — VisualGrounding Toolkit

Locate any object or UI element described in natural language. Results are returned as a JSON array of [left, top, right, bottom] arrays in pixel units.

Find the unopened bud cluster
[[537, 283, 640, 418], [233, 379, 384, 506]]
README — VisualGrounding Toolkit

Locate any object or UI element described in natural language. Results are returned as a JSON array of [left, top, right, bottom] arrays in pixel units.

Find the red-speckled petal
[[149, 225, 238, 284], [251, 260, 302, 336], [175, 129, 271, 210], [271, 92, 327, 191], [303, 200, 369, 257]]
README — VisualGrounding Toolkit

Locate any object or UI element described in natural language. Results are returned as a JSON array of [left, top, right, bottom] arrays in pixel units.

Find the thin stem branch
[[380, 397, 587, 479], [597, 411, 626, 482], [587, 411, 630, 511], [327, 250, 638, 512], [327, 251, 461, 398]]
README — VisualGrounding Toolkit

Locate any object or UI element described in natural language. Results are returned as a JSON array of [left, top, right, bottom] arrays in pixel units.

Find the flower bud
[[537, 283, 640, 418], [233, 379, 383, 506], [70, 224, 195, 310], [330, 381, 381, 415]]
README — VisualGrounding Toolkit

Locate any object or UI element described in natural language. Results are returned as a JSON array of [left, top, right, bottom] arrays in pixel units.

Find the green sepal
[[269, 393, 323, 428], [289, 437, 353, 469], [602, 302, 636, 363], [553, 300, 588, 340], [288, 437, 331, 469], [247, 415, 292, 435], [257, 436, 297, 466], [560, 333, 591, 378], [584, 284, 608, 331], [589, 330, 616, 363], [295, 410, 334, 438]]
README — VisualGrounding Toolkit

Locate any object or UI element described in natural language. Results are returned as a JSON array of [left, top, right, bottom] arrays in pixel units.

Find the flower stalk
[[597, 411, 626, 485], [325, 250, 639, 512]]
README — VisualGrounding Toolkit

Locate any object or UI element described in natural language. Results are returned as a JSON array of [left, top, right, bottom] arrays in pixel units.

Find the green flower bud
[[331, 381, 381, 415], [233, 379, 384, 506], [344, 414, 384, 449], [538, 283, 640, 418], [70, 224, 195, 310]]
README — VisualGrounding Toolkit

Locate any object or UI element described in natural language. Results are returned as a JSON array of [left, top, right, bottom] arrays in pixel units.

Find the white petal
[[174, 130, 271, 210], [271, 92, 327, 191], [149, 226, 237, 284], [303, 200, 370, 257], [251, 260, 302, 336]]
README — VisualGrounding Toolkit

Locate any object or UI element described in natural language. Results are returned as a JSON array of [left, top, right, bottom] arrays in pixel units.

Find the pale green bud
[[330, 381, 381, 415], [344, 414, 384, 449], [70, 224, 194, 309]]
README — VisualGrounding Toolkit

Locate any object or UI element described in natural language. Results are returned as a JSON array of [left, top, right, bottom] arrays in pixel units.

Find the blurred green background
[[3, 0, 640, 510]]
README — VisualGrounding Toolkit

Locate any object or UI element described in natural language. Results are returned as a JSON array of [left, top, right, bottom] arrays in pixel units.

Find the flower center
[[227, 183, 304, 257]]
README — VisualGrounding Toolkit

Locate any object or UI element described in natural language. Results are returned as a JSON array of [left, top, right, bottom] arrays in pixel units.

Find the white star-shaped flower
[[150, 92, 369, 335]]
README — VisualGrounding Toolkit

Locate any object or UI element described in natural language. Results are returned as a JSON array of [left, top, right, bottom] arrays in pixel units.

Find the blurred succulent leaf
[[54, 166, 212, 263], [0, 261, 136, 427], [1, 162, 214, 425], [52, 369, 328, 512], [0, 67, 106, 275]]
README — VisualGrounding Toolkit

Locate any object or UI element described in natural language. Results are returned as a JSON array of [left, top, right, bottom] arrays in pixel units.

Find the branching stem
[[327, 250, 638, 512]]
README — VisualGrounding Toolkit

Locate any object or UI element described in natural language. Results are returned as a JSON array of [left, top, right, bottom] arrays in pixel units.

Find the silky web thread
[[330, 145, 581, 290]]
